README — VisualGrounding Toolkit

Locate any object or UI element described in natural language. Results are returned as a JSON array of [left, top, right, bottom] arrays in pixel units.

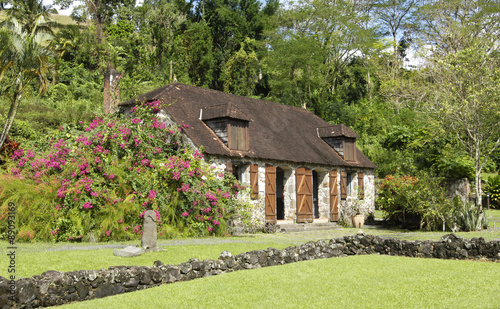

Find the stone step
[[277, 222, 339, 233]]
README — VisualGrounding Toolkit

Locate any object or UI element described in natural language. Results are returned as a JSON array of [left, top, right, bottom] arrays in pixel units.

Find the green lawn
[[1, 210, 499, 307], [60, 255, 500, 309], [1, 209, 499, 279]]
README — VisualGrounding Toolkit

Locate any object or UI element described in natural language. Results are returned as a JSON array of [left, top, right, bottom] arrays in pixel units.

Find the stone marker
[[113, 246, 144, 257], [141, 210, 161, 251]]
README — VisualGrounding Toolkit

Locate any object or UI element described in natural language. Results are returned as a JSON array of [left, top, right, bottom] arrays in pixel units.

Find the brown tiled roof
[[120, 83, 376, 169], [318, 124, 360, 139], [201, 102, 250, 121]]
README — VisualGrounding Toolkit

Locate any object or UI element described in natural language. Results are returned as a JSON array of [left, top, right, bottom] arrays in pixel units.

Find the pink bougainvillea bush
[[0, 101, 247, 241]]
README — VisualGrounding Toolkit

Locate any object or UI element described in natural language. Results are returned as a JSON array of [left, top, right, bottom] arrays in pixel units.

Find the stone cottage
[[119, 83, 376, 225]]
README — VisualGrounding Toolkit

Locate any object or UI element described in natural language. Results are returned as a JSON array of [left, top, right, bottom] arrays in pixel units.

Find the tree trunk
[[474, 144, 484, 230], [367, 70, 372, 102], [0, 87, 22, 150]]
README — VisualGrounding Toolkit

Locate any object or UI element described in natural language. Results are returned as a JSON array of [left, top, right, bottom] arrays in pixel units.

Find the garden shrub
[[484, 175, 500, 209], [376, 174, 454, 231], [0, 101, 249, 242], [377, 173, 488, 231]]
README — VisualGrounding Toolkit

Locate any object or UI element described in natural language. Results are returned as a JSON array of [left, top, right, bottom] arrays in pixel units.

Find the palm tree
[[5, 0, 58, 35], [0, 17, 53, 150]]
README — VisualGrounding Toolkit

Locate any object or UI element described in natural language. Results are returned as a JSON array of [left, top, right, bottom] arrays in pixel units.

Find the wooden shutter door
[[358, 172, 364, 200], [330, 170, 339, 221], [340, 170, 347, 199], [226, 161, 233, 174], [250, 164, 259, 199], [296, 167, 313, 223], [265, 165, 277, 223]]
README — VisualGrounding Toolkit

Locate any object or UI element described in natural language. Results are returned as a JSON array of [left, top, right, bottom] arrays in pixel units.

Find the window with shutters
[[250, 164, 259, 199], [358, 172, 364, 199], [227, 119, 249, 151], [205, 118, 249, 151], [340, 171, 353, 200], [346, 172, 353, 196], [343, 140, 356, 162]]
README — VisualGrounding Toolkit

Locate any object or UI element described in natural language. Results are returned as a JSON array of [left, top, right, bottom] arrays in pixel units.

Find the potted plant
[[351, 199, 366, 228]]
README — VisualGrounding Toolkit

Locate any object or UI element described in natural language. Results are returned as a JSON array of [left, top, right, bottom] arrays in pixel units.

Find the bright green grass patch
[[0, 241, 291, 278], [482, 172, 498, 182], [2, 215, 500, 279], [61, 255, 500, 309]]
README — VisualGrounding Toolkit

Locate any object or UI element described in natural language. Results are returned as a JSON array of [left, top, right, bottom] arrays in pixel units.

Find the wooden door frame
[[265, 164, 277, 223], [329, 169, 339, 221], [296, 166, 313, 223]]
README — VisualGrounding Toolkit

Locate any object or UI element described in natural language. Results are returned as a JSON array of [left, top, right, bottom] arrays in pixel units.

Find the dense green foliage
[[485, 175, 500, 209], [1, 0, 500, 235], [377, 174, 487, 231]]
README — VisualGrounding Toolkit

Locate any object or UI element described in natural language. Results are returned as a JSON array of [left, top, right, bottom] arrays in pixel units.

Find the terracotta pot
[[351, 215, 365, 228]]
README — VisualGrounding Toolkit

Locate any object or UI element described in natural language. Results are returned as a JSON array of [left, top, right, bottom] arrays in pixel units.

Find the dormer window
[[227, 119, 248, 151], [318, 124, 359, 162], [201, 103, 250, 151]]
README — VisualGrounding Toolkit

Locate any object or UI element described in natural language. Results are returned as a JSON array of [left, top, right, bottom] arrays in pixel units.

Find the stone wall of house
[[209, 156, 375, 225], [337, 169, 376, 225], [2, 234, 498, 308]]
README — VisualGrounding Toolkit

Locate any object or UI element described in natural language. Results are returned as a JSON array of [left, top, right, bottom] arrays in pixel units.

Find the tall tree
[[372, 0, 418, 61], [5, 0, 58, 35], [0, 18, 52, 150], [180, 0, 278, 91], [423, 45, 500, 227], [416, 0, 500, 56], [55, 0, 135, 68], [265, 0, 379, 113]]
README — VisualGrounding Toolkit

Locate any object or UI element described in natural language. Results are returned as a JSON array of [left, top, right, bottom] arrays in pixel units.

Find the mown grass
[[1, 209, 499, 278], [0, 241, 292, 278], [60, 255, 500, 309], [0, 210, 498, 307]]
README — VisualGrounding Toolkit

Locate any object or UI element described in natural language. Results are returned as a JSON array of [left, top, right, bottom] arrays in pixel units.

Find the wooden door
[[296, 167, 313, 223], [265, 165, 277, 223], [329, 170, 339, 221]]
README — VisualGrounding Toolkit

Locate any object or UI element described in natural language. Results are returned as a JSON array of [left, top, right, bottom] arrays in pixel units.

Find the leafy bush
[[377, 173, 489, 231], [0, 101, 248, 241], [377, 174, 454, 231], [484, 175, 500, 209]]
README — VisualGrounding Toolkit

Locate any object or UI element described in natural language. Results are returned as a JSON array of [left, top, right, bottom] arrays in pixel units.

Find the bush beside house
[[0, 101, 253, 242]]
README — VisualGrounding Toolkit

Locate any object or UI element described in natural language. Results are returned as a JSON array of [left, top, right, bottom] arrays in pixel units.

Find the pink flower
[[105, 230, 111, 237], [148, 190, 157, 199], [181, 212, 189, 217], [82, 202, 93, 209], [131, 118, 142, 124]]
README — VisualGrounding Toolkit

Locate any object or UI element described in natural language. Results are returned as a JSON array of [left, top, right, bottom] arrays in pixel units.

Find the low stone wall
[[2, 234, 499, 308]]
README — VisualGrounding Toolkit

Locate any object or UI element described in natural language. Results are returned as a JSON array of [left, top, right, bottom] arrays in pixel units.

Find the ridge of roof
[[120, 83, 376, 169]]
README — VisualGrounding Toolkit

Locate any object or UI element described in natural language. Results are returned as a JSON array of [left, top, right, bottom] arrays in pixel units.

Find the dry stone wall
[[2, 234, 499, 308]]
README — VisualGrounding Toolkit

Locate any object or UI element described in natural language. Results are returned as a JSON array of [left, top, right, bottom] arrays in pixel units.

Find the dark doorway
[[231, 163, 246, 182], [276, 168, 285, 220], [313, 170, 319, 218]]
